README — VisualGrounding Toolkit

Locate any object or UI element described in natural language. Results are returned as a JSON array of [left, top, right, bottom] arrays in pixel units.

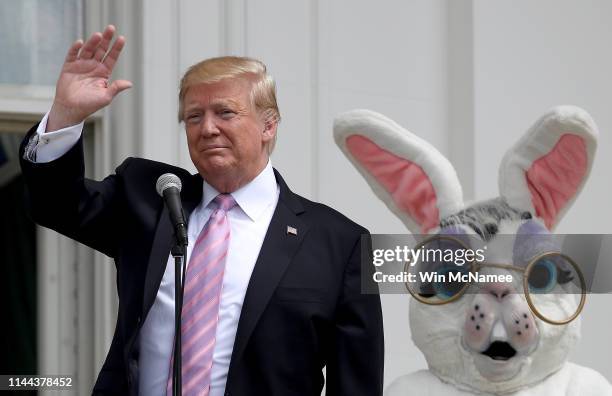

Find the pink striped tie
[[167, 194, 237, 396]]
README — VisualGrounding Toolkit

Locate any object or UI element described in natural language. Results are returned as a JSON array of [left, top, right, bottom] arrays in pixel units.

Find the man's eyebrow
[[210, 98, 242, 108], [184, 99, 242, 112], [184, 103, 203, 113]]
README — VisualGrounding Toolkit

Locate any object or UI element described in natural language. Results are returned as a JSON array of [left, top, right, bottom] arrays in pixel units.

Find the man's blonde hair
[[178, 56, 281, 153]]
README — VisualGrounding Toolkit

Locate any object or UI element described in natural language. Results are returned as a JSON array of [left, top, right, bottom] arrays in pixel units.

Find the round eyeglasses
[[403, 235, 586, 325]]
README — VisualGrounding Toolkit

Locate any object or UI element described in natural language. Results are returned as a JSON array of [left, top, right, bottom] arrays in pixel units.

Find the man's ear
[[261, 117, 278, 155], [262, 118, 277, 141]]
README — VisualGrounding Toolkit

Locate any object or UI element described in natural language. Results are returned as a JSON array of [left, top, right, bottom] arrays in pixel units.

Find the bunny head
[[334, 106, 599, 393]]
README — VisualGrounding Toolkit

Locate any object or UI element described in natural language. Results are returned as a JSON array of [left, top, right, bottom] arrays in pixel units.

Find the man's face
[[183, 78, 275, 191]]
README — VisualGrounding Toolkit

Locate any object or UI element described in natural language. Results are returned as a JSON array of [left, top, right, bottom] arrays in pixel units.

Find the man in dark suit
[[20, 25, 384, 395]]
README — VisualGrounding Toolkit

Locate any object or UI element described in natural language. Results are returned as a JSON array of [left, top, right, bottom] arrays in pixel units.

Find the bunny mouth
[[481, 341, 517, 361]]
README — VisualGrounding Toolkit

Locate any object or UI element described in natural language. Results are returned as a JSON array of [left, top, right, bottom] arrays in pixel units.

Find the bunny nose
[[483, 282, 515, 301]]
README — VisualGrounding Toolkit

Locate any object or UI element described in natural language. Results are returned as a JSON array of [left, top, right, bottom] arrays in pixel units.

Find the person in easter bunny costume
[[333, 106, 612, 395]]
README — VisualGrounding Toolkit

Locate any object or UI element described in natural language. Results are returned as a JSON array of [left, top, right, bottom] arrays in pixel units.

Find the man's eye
[[186, 115, 201, 124], [220, 109, 236, 118]]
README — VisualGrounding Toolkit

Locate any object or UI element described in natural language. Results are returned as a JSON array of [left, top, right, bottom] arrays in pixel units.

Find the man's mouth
[[202, 146, 228, 151], [481, 341, 517, 361]]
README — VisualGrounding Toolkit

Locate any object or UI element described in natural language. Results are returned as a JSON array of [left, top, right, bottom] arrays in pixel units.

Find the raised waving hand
[[47, 25, 132, 132]]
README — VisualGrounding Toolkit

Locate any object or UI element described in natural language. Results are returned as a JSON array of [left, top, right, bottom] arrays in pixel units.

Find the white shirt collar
[[201, 160, 277, 221]]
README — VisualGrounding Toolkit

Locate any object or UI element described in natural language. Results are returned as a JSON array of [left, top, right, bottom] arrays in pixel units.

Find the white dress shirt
[[29, 113, 280, 396]]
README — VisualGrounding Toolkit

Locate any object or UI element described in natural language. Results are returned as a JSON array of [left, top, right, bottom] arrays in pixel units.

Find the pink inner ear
[[346, 134, 439, 233], [526, 134, 587, 229]]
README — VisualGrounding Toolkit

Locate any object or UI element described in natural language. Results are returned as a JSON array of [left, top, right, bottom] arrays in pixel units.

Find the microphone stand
[[172, 240, 187, 396]]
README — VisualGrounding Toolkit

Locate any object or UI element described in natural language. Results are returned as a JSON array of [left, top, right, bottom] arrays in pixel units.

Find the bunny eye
[[416, 265, 469, 301], [527, 258, 557, 293], [432, 265, 469, 299]]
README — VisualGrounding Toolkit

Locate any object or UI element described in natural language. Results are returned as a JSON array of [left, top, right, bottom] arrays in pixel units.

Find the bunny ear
[[334, 109, 464, 234], [499, 105, 599, 230]]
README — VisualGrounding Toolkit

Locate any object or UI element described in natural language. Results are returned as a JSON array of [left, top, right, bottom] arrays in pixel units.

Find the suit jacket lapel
[[229, 169, 310, 365]]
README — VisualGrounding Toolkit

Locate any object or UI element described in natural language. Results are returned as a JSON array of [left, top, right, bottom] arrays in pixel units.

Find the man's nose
[[201, 114, 220, 136]]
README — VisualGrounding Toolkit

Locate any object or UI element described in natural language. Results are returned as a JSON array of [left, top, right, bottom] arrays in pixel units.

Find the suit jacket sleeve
[[326, 230, 384, 395], [19, 123, 129, 258]]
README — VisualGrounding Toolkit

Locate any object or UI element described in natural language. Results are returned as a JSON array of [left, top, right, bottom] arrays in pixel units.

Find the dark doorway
[[1, 128, 37, 395]]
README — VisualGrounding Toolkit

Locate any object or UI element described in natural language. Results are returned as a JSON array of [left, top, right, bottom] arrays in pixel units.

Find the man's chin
[[472, 352, 524, 382], [195, 159, 236, 176]]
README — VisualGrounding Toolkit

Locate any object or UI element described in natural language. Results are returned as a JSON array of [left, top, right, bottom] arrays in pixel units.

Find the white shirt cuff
[[25, 111, 84, 163]]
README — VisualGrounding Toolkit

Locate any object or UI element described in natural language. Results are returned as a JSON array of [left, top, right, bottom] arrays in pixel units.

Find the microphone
[[157, 174, 188, 396], [156, 173, 188, 247]]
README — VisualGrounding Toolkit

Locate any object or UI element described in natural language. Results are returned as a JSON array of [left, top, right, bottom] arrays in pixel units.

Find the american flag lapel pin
[[287, 226, 298, 236]]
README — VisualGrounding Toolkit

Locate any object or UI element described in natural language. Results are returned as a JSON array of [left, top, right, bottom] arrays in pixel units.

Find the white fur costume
[[333, 106, 612, 395]]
